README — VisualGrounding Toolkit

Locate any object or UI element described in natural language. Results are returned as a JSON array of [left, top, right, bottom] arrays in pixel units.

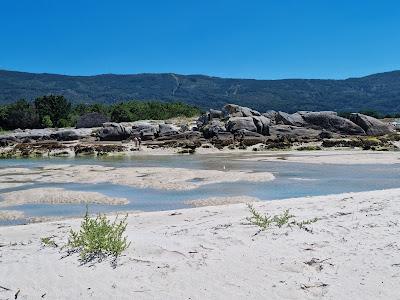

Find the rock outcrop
[[159, 124, 181, 137], [202, 120, 226, 138], [301, 111, 365, 135], [349, 113, 395, 136], [222, 104, 261, 117], [98, 123, 132, 141], [50, 129, 91, 141], [226, 117, 258, 133], [0, 103, 396, 157], [276, 112, 307, 127]]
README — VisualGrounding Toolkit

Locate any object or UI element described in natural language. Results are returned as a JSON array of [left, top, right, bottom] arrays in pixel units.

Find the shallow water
[[1, 153, 400, 225]]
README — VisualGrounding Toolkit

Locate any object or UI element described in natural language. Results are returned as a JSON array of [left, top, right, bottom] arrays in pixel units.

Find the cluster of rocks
[[194, 104, 395, 147], [0, 104, 397, 157]]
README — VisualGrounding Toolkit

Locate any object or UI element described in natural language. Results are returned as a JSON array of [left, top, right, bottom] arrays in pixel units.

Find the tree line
[[0, 95, 201, 130]]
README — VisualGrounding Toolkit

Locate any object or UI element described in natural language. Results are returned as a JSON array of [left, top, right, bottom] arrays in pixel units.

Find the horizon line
[[1, 67, 399, 82]]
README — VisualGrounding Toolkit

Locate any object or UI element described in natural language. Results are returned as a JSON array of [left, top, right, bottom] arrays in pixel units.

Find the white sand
[[184, 195, 260, 207], [0, 188, 129, 207], [237, 150, 400, 164], [1, 188, 399, 299], [0, 165, 275, 191]]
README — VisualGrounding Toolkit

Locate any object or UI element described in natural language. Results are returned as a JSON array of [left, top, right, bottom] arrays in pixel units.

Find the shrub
[[246, 204, 318, 232], [67, 209, 130, 264], [246, 204, 274, 230], [41, 115, 53, 128]]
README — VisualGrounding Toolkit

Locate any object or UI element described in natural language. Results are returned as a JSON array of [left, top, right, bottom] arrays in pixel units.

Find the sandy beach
[[1, 188, 399, 299]]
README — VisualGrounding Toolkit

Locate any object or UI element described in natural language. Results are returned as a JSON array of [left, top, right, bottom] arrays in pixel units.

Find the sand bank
[[237, 150, 400, 164], [1, 188, 399, 299], [184, 195, 260, 207], [0, 165, 275, 191], [0, 209, 24, 220], [0, 188, 129, 207]]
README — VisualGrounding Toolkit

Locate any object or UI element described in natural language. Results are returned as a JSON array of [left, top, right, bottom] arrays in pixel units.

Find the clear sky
[[0, 0, 399, 79]]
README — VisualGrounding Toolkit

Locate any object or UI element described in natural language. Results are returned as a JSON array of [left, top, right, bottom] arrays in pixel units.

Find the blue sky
[[0, 0, 399, 79]]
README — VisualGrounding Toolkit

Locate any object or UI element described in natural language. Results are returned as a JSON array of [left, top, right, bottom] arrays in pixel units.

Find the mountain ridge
[[1, 69, 400, 113]]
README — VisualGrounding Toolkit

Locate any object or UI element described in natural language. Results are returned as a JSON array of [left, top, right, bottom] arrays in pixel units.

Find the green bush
[[109, 101, 200, 122], [41, 115, 53, 128], [67, 209, 130, 264]]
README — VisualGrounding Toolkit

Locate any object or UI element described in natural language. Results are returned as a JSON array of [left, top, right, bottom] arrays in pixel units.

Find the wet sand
[[0, 188, 129, 207]]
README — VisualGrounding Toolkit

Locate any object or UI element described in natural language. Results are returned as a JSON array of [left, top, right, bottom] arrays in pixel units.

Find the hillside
[[1, 69, 400, 113]]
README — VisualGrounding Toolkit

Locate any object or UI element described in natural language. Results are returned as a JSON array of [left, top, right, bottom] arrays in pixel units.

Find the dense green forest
[[1, 69, 400, 114], [0, 95, 200, 130]]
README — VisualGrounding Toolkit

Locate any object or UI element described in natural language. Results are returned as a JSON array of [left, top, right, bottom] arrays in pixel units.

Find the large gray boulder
[[131, 123, 160, 141], [276, 112, 307, 127], [223, 104, 261, 117], [202, 120, 226, 138], [50, 129, 92, 141], [196, 109, 224, 129], [349, 113, 395, 136], [211, 132, 235, 148], [269, 125, 324, 141], [252, 116, 271, 135], [98, 123, 132, 141], [76, 112, 109, 128], [302, 112, 365, 135], [159, 124, 181, 137], [262, 110, 278, 124], [235, 130, 266, 146], [209, 109, 224, 119], [226, 117, 257, 133], [196, 114, 210, 128]]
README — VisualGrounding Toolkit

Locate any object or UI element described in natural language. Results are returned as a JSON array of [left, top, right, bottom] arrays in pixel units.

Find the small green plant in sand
[[272, 209, 295, 228], [296, 217, 319, 230], [246, 204, 318, 232], [67, 208, 130, 264], [246, 203, 274, 230], [41, 236, 58, 248]]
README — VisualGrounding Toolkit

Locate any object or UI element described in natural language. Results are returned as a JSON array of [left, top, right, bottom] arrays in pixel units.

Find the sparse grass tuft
[[67, 208, 130, 265]]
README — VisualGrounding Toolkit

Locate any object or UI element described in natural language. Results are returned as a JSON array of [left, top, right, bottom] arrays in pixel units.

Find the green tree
[[34, 95, 72, 127], [110, 103, 132, 122], [41, 115, 53, 128], [4, 99, 40, 129]]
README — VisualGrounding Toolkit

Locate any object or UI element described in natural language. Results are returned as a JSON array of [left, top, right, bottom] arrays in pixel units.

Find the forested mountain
[[1, 69, 400, 113]]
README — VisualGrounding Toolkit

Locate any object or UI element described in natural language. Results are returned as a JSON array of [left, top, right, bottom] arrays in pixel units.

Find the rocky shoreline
[[0, 104, 398, 158]]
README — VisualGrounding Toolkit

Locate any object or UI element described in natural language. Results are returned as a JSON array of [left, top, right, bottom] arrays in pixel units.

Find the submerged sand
[[0, 188, 129, 207], [0, 188, 399, 299], [0, 165, 275, 191], [0, 209, 25, 220]]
